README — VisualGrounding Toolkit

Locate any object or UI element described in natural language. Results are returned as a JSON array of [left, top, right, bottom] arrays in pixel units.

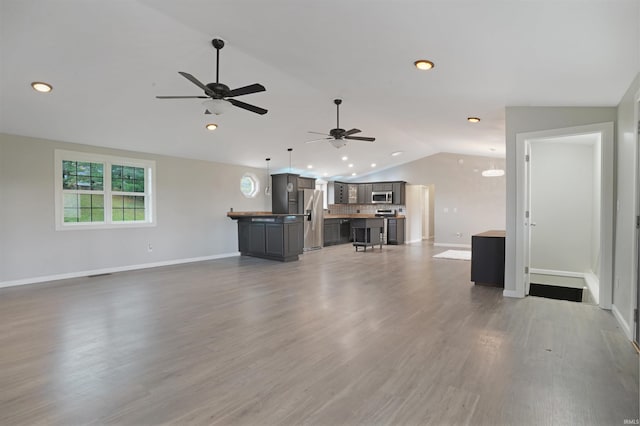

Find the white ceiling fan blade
[[305, 137, 333, 144]]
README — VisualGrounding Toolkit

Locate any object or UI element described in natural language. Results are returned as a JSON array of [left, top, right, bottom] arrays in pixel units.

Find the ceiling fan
[[306, 99, 375, 149], [156, 38, 267, 115]]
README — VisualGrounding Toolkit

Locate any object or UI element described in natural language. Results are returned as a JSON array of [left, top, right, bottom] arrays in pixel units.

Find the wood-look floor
[[1, 242, 637, 425]]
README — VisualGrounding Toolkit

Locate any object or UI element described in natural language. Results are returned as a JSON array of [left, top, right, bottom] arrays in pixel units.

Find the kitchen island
[[227, 212, 304, 262]]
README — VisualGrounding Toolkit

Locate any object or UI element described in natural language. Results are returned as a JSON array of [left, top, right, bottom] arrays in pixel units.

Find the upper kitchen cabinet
[[334, 181, 349, 204], [392, 182, 406, 205], [372, 182, 393, 192], [271, 173, 299, 214], [297, 177, 316, 190], [358, 183, 372, 204]]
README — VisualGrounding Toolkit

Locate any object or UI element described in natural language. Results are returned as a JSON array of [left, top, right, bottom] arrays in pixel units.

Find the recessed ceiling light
[[414, 60, 434, 71], [351, 172, 357, 176], [205, 123, 218, 130], [391, 151, 403, 157], [348, 163, 354, 168], [371, 163, 377, 168], [307, 165, 313, 169], [31, 82, 52, 93], [341, 156, 348, 161], [467, 117, 481, 123]]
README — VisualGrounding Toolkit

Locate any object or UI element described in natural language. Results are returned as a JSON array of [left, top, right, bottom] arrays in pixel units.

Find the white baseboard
[[406, 238, 423, 244], [611, 304, 633, 340], [434, 243, 472, 249], [529, 268, 583, 278], [583, 271, 600, 305], [503, 289, 524, 298], [0, 252, 241, 289]]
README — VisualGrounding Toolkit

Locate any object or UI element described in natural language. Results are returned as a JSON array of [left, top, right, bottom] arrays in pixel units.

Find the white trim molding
[[0, 252, 241, 289], [503, 289, 523, 298], [612, 304, 633, 340]]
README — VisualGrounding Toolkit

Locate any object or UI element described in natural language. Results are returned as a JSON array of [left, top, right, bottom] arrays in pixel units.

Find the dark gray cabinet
[[236, 216, 304, 262], [372, 182, 393, 192], [297, 177, 315, 189], [351, 217, 384, 251], [358, 183, 372, 204], [392, 182, 405, 205], [272, 173, 299, 214], [334, 182, 349, 204], [332, 181, 405, 204], [387, 218, 405, 245], [324, 218, 351, 246], [471, 230, 506, 287]]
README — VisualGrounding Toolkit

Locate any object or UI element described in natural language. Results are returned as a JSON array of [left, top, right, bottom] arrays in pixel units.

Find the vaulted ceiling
[[1, 0, 638, 179]]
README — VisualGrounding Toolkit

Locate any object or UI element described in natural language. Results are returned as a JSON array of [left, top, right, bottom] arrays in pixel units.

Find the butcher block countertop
[[227, 211, 305, 218], [324, 213, 406, 219]]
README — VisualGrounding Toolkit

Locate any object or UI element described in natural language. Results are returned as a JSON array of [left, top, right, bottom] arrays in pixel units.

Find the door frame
[[515, 122, 614, 308]]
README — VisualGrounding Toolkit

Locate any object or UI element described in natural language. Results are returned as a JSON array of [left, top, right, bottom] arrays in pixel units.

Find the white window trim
[[54, 149, 157, 231], [240, 172, 260, 198]]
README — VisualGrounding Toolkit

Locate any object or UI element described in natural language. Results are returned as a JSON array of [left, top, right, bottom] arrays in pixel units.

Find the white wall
[[0, 133, 271, 285], [405, 185, 423, 243], [613, 72, 640, 338], [529, 142, 594, 273], [356, 153, 505, 246]]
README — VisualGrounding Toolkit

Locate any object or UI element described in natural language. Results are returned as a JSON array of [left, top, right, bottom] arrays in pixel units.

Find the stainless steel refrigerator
[[298, 189, 324, 251]]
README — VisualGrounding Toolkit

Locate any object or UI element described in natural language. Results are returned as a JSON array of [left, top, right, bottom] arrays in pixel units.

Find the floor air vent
[[529, 283, 583, 302]]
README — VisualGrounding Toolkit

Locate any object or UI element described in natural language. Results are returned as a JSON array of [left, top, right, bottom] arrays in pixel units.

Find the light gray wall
[[529, 142, 594, 273], [0, 133, 270, 284], [614, 72, 640, 333], [355, 153, 505, 246], [504, 106, 617, 293]]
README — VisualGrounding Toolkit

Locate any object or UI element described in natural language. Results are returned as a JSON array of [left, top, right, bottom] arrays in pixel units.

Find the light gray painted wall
[[504, 107, 617, 293], [0, 133, 270, 284], [614, 72, 640, 333], [355, 153, 505, 246], [529, 142, 594, 273]]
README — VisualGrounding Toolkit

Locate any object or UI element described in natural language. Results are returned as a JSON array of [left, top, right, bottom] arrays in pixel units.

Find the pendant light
[[264, 158, 272, 196], [481, 161, 505, 177], [286, 148, 294, 192]]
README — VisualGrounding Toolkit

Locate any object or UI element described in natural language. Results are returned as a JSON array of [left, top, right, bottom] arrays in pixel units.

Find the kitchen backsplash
[[326, 204, 405, 215]]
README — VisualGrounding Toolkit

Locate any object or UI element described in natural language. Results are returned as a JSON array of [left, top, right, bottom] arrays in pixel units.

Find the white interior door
[[524, 142, 532, 295]]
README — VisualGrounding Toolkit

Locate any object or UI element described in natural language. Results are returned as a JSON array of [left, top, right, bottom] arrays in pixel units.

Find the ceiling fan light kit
[[156, 38, 267, 116]]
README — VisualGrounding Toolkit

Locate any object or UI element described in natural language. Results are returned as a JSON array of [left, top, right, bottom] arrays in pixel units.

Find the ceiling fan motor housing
[[329, 128, 345, 138], [206, 82, 230, 98]]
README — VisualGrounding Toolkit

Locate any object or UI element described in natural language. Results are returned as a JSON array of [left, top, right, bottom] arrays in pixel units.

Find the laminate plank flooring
[[0, 241, 637, 425]]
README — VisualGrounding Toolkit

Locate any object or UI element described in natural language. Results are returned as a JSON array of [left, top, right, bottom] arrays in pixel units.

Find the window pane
[[123, 166, 135, 180], [64, 208, 78, 222], [63, 175, 77, 190], [91, 177, 103, 190], [134, 181, 144, 192], [92, 208, 104, 222], [112, 178, 122, 191], [63, 193, 78, 208], [112, 195, 124, 208], [112, 165, 122, 179], [92, 194, 104, 208], [91, 163, 104, 177], [79, 208, 92, 222], [124, 196, 135, 208], [79, 194, 92, 208], [77, 162, 91, 176], [134, 196, 145, 208], [112, 208, 123, 221], [135, 209, 145, 221], [134, 167, 145, 180], [123, 180, 135, 192], [63, 160, 77, 175], [123, 209, 135, 220], [77, 176, 91, 189]]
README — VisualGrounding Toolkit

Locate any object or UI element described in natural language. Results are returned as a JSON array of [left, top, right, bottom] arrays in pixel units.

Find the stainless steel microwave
[[371, 191, 392, 204]]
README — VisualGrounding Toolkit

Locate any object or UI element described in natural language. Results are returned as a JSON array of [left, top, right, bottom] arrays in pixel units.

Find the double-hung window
[[55, 150, 156, 230]]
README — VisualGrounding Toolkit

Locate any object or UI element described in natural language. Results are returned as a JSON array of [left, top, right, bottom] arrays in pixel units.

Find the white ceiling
[[1, 0, 638, 179]]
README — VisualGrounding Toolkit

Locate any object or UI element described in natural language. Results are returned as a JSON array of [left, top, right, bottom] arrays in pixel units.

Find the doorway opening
[[515, 122, 614, 309], [405, 184, 435, 244]]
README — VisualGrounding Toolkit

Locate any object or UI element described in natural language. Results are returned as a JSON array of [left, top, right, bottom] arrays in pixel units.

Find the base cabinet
[[387, 218, 405, 245], [324, 219, 351, 246], [471, 230, 506, 287], [237, 216, 303, 261]]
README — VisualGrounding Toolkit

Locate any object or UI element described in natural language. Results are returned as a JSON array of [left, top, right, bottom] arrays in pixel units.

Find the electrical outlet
[[147, 243, 153, 253]]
